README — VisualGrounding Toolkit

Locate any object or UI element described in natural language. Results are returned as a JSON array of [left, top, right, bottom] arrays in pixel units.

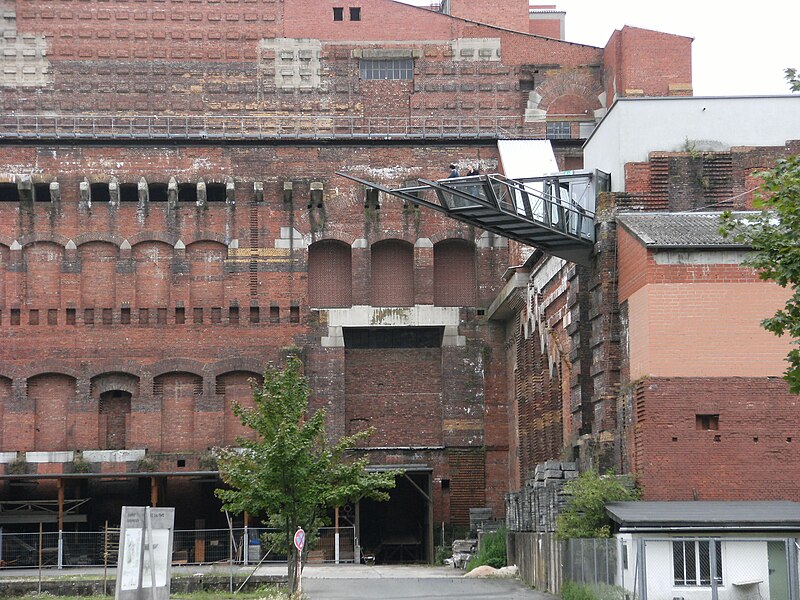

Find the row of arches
[[0, 370, 262, 453], [308, 238, 477, 308], [0, 237, 479, 310]]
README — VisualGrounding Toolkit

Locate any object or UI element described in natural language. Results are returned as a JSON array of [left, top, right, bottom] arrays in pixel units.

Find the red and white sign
[[294, 528, 305, 551]]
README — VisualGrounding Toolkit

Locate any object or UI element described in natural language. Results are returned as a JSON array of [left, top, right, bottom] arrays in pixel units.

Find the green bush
[[465, 528, 506, 571], [555, 470, 639, 539], [562, 581, 629, 600]]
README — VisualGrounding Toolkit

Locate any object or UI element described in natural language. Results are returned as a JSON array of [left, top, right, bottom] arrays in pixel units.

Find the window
[[139, 308, 149, 325], [10, 308, 20, 325], [84, 308, 95, 325], [229, 305, 239, 325], [121, 307, 131, 324], [193, 307, 203, 324], [66, 308, 76, 325], [290, 305, 300, 323], [249, 306, 260, 324], [333, 7, 344, 20], [175, 306, 185, 324], [696, 414, 719, 430], [211, 307, 222, 324], [29, 309, 39, 325], [546, 121, 571, 140], [349, 6, 361, 20], [673, 540, 722, 586], [359, 59, 413, 80], [270, 305, 280, 323]]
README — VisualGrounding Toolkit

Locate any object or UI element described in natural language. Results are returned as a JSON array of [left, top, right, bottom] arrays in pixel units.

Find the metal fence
[[0, 526, 356, 569], [0, 114, 526, 141], [619, 537, 800, 600]]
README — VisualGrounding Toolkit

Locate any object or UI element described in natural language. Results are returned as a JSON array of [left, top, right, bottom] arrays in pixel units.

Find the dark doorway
[[99, 390, 131, 450], [358, 471, 431, 564]]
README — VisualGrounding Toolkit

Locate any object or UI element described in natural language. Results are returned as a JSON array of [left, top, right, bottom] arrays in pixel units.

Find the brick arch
[[90, 372, 140, 397], [308, 239, 352, 308], [546, 93, 594, 118], [371, 239, 415, 307], [428, 227, 478, 245], [434, 239, 477, 307], [74, 233, 125, 248], [127, 231, 179, 247], [18, 232, 71, 248], [308, 230, 356, 246], [182, 232, 230, 246], [532, 69, 604, 114], [23, 363, 82, 381], [206, 358, 265, 378], [368, 231, 417, 246], [149, 359, 205, 379]]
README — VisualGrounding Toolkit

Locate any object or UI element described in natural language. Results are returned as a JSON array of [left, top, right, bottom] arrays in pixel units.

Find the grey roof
[[616, 212, 755, 248], [606, 501, 800, 531]]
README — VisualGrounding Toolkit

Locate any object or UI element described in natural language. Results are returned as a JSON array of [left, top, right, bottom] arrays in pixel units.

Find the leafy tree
[[786, 67, 800, 93], [720, 154, 800, 393], [215, 355, 397, 595], [555, 470, 638, 539]]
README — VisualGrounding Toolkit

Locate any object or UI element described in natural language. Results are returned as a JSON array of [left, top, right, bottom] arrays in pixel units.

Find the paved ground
[[283, 565, 555, 600], [0, 563, 555, 600]]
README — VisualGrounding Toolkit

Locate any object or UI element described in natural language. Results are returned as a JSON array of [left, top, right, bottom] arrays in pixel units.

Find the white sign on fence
[[115, 506, 175, 600]]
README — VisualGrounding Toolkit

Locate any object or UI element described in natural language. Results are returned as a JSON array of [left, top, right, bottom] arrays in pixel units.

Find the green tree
[[215, 356, 397, 595], [555, 470, 638, 539], [786, 67, 800, 92], [720, 154, 800, 393]]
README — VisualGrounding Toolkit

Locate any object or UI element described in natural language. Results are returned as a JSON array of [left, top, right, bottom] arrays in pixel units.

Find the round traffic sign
[[294, 528, 305, 551]]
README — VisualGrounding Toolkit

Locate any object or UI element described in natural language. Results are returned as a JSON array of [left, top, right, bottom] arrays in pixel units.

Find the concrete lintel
[[26, 451, 74, 463], [82, 449, 146, 463], [486, 272, 529, 320], [0, 452, 18, 463]]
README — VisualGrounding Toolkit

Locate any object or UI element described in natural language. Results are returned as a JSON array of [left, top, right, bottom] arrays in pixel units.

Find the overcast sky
[[396, 0, 799, 96]]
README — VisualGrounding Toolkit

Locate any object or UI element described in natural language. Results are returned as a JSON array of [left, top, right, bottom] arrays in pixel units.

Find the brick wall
[[634, 377, 800, 501]]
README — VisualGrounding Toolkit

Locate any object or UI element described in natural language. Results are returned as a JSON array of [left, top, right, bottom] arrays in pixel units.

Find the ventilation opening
[[229, 305, 239, 324], [290, 305, 300, 323], [29, 309, 39, 325], [120, 183, 139, 202], [249, 306, 260, 324], [148, 183, 168, 202], [34, 183, 51, 202], [121, 307, 131, 324], [207, 183, 227, 202], [696, 414, 719, 431], [175, 306, 185, 324], [343, 327, 444, 349], [90, 183, 111, 203], [179, 183, 197, 204], [10, 308, 20, 325], [0, 183, 19, 202], [84, 308, 95, 325], [270, 305, 280, 323], [66, 308, 76, 325]]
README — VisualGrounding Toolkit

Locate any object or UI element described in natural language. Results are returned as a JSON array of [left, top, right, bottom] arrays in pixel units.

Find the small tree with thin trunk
[[215, 355, 397, 595]]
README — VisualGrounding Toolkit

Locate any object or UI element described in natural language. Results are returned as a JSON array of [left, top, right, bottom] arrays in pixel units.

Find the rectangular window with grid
[[673, 540, 722, 586], [546, 121, 572, 139], [359, 59, 413, 80]]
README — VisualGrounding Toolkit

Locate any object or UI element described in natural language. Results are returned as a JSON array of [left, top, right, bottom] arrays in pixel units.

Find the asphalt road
[[295, 565, 555, 600]]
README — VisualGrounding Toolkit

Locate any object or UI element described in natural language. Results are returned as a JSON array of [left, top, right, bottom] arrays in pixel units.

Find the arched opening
[[433, 239, 477, 307], [99, 390, 131, 450], [308, 240, 352, 308], [370, 240, 414, 307]]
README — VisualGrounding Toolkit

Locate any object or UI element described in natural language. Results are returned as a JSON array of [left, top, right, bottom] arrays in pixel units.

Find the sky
[[396, 0, 799, 96]]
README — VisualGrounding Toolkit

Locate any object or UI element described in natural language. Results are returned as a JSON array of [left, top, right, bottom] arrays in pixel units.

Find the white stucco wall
[[584, 96, 800, 192]]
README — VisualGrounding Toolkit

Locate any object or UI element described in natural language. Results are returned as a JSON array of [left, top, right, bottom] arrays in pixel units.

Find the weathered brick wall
[[633, 377, 800, 501]]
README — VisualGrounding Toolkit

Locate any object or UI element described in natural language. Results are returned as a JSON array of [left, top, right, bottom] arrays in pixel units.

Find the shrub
[[562, 581, 629, 600], [465, 528, 506, 571], [556, 470, 639, 539]]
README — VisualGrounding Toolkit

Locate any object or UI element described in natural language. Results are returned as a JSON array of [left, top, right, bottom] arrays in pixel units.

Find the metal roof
[[606, 501, 800, 531], [616, 211, 755, 248]]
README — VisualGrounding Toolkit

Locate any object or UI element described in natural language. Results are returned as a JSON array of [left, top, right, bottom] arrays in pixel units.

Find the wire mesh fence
[[0, 526, 356, 569]]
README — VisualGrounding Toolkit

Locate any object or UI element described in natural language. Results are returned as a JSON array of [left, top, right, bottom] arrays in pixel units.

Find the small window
[[349, 6, 361, 21], [66, 308, 76, 325], [207, 183, 227, 202], [103, 308, 113, 325], [84, 308, 95, 325], [0, 183, 19, 202], [10, 308, 20, 325], [696, 414, 719, 431], [290, 305, 300, 324], [673, 540, 722, 586], [211, 307, 222, 323], [270, 305, 280, 323], [193, 307, 203, 324], [229, 305, 239, 325], [139, 308, 149, 325], [359, 59, 413, 80], [90, 183, 111, 203], [178, 183, 197, 204], [156, 308, 167, 325], [546, 121, 571, 140], [47, 309, 58, 325], [333, 7, 344, 20], [175, 306, 185, 324], [249, 306, 260, 324], [121, 307, 131, 324], [120, 183, 139, 202], [29, 309, 39, 326]]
